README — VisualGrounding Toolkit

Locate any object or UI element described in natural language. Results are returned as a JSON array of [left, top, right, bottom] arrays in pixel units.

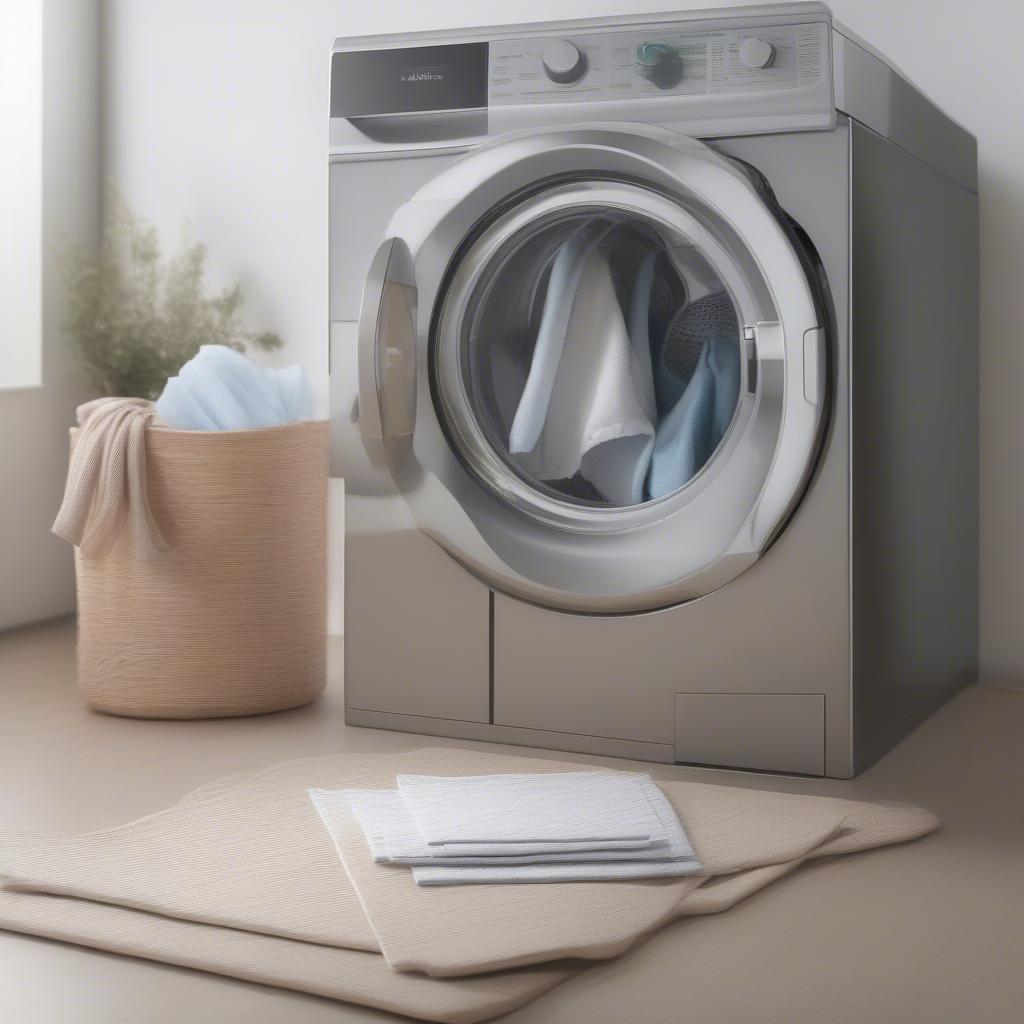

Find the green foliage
[[62, 185, 283, 400]]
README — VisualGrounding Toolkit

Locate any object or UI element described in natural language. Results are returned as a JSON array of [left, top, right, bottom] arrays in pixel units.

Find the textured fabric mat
[[0, 886, 575, 1024], [0, 747, 938, 1021]]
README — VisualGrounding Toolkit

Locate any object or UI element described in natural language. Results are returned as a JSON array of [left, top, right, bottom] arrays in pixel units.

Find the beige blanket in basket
[[0, 747, 938, 1023]]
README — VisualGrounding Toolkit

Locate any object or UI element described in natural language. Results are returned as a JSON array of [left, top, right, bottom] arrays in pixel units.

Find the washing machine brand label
[[401, 67, 447, 83]]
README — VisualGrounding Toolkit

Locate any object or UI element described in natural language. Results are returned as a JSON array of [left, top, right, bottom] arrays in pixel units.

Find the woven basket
[[74, 420, 328, 718]]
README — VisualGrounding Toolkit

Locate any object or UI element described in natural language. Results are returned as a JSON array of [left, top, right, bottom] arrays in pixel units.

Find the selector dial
[[542, 40, 587, 84], [634, 41, 683, 89], [738, 37, 776, 69]]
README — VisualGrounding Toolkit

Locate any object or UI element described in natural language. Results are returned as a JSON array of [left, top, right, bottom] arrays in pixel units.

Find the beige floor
[[0, 619, 1022, 1023]]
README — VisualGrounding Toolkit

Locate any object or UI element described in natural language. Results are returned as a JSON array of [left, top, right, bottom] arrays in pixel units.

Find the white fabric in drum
[[510, 248, 656, 504]]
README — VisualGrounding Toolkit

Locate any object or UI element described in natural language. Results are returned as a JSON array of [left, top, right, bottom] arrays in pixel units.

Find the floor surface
[[0, 618, 1022, 1022]]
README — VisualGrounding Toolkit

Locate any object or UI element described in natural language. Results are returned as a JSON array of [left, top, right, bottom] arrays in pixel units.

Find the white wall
[[0, 0, 98, 630], [0, 2, 43, 391], [102, 1, 1024, 682]]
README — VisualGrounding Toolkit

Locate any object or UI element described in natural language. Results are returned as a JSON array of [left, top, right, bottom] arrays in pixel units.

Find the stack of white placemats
[[309, 770, 703, 886]]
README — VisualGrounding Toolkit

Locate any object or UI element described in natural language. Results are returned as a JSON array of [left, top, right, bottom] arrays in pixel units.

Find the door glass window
[[454, 208, 741, 508]]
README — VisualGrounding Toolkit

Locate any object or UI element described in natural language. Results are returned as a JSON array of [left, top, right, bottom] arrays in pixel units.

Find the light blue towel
[[182, 345, 287, 429], [155, 376, 219, 431], [268, 363, 313, 422], [646, 333, 740, 500], [155, 345, 311, 431]]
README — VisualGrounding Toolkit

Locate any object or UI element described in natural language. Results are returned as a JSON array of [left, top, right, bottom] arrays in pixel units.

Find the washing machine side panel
[[848, 122, 979, 771]]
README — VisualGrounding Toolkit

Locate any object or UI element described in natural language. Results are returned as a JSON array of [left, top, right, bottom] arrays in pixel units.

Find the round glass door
[[434, 181, 756, 530], [381, 130, 827, 609]]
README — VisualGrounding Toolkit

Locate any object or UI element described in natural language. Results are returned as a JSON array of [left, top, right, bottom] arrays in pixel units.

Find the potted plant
[[62, 185, 282, 399]]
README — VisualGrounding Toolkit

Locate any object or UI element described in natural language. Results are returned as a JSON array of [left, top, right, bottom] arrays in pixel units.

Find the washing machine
[[328, 2, 978, 778]]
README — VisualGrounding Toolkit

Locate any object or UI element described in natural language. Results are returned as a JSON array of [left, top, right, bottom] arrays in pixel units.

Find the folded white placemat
[[394, 771, 669, 852], [411, 775, 699, 885], [411, 855, 704, 886], [310, 786, 701, 883], [316, 790, 666, 864]]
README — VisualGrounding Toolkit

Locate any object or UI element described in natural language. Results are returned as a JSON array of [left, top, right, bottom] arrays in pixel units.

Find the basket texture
[[74, 420, 328, 718]]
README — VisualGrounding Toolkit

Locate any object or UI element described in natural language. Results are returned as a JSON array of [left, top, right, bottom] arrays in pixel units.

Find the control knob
[[739, 37, 776, 69], [542, 40, 587, 84], [634, 41, 683, 89]]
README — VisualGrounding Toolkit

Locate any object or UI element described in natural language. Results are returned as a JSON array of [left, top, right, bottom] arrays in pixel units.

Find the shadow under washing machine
[[328, 3, 978, 778]]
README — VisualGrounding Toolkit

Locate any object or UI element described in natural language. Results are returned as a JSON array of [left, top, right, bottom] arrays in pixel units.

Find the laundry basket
[[73, 420, 328, 718]]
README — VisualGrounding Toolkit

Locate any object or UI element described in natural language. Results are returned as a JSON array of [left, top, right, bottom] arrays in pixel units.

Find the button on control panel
[[634, 41, 684, 89], [542, 39, 587, 83], [739, 37, 776, 69], [488, 20, 827, 106]]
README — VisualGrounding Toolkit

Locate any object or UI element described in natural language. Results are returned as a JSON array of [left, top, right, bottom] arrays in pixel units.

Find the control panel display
[[488, 21, 828, 106], [331, 42, 488, 118]]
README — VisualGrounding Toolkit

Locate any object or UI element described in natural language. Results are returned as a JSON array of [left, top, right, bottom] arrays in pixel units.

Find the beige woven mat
[[0, 886, 575, 1023], [0, 747, 937, 1022]]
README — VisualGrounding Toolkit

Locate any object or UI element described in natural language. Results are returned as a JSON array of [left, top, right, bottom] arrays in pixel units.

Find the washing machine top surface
[[328, 2, 974, 192]]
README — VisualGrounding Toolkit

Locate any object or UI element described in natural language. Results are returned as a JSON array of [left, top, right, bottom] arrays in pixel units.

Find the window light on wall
[[0, 0, 43, 390]]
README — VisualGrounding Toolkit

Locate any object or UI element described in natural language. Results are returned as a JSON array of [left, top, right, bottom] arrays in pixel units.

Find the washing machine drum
[[357, 125, 828, 613]]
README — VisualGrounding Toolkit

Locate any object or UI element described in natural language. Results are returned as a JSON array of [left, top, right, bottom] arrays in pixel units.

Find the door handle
[[357, 237, 417, 450], [802, 327, 826, 407]]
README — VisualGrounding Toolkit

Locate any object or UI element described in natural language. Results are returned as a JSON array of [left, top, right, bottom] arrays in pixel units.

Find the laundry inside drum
[[458, 209, 743, 509]]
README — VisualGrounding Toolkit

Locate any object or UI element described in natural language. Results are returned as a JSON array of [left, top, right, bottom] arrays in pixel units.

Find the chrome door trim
[[363, 124, 826, 612]]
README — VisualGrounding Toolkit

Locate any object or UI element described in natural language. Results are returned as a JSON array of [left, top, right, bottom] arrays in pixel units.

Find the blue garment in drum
[[645, 332, 740, 500]]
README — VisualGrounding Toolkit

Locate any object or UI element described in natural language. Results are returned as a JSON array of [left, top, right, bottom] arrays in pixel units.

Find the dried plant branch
[[62, 184, 282, 400]]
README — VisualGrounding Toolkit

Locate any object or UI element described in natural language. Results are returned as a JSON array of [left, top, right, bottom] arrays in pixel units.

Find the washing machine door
[[356, 124, 827, 613]]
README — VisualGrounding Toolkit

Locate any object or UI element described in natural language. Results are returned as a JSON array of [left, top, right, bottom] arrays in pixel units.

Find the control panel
[[488, 21, 828, 106]]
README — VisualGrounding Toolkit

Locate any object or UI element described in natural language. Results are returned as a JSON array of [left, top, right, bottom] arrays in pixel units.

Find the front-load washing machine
[[328, 3, 978, 778]]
